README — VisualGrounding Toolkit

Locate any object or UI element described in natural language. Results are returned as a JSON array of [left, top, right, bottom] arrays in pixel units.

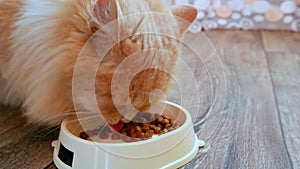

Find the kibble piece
[[120, 131, 128, 136], [79, 132, 89, 140], [130, 132, 138, 138], [137, 132, 145, 138], [157, 123, 163, 128], [148, 129, 155, 136], [173, 121, 181, 129], [157, 116, 163, 123], [99, 132, 109, 139], [127, 127, 135, 134], [95, 128, 101, 134], [144, 132, 152, 139], [123, 136, 133, 142], [169, 127, 175, 131], [135, 126, 142, 132], [149, 124, 156, 129], [165, 123, 171, 129], [142, 125, 150, 132], [162, 114, 171, 120], [162, 128, 168, 133], [154, 127, 162, 134], [161, 119, 170, 124], [111, 133, 120, 140]]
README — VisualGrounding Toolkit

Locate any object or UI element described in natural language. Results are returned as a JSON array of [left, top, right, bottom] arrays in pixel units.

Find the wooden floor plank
[[0, 106, 58, 169], [261, 31, 300, 53], [266, 52, 300, 169], [181, 30, 292, 169]]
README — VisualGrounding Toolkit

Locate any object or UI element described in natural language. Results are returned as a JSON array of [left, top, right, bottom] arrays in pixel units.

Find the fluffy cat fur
[[0, 0, 197, 126]]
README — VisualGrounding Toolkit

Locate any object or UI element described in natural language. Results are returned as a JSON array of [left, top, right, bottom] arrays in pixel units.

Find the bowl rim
[[61, 100, 193, 147]]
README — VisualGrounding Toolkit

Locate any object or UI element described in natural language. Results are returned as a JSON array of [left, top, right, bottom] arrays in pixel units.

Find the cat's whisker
[[28, 113, 104, 138], [68, 116, 106, 135], [46, 109, 97, 119], [77, 115, 104, 124], [39, 125, 61, 137], [69, 114, 100, 123], [22, 109, 98, 129], [66, 114, 105, 128], [22, 123, 61, 139], [131, 15, 145, 35]]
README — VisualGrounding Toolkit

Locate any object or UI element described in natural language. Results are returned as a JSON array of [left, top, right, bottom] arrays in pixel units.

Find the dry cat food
[[79, 112, 181, 142]]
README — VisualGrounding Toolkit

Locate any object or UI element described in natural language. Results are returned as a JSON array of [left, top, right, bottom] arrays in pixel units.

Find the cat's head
[[73, 0, 197, 125]]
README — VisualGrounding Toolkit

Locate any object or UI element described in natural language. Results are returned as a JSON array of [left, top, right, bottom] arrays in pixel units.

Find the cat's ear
[[172, 5, 197, 34], [93, 0, 118, 24]]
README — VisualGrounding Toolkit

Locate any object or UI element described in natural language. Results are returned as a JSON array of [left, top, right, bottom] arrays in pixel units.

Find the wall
[[166, 0, 300, 32]]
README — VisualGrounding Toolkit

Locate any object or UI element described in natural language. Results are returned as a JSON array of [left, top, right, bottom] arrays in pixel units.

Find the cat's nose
[[105, 112, 123, 125]]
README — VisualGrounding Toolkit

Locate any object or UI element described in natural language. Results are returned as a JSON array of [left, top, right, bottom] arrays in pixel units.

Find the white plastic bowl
[[52, 101, 205, 169]]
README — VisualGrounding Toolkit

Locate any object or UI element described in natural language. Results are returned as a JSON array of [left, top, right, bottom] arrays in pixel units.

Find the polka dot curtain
[[165, 0, 300, 32]]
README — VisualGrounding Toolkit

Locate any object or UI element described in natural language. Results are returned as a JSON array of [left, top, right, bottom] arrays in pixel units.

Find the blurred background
[[165, 0, 300, 32]]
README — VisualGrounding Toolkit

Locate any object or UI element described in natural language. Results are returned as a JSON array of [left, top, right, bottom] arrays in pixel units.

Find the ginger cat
[[0, 0, 197, 126]]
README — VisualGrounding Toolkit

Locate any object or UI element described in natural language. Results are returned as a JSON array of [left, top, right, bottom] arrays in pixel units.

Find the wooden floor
[[1, 30, 300, 169]]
